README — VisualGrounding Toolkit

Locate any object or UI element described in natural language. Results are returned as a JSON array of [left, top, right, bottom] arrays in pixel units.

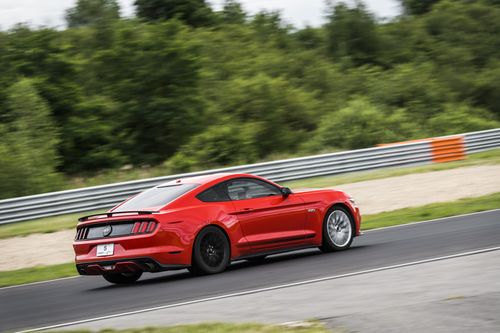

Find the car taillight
[[132, 222, 141, 234], [131, 221, 157, 235], [75, 220, 157, 241], [75, 227, 88, 240]]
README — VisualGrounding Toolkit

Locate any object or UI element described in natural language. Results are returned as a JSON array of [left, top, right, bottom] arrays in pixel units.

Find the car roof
[[157, 173, 256, 187]]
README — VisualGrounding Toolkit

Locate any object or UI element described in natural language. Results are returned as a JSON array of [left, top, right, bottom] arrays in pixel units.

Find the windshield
[[114, 183, 199, 211]]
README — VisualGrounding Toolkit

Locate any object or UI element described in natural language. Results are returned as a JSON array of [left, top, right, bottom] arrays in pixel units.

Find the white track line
[[2, 208, 499, 292], [16, 245, 500, 333], [363, 208, 500, 233]]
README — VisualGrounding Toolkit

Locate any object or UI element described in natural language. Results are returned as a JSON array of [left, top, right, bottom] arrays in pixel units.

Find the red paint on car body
[[73, 173, 361, 276]]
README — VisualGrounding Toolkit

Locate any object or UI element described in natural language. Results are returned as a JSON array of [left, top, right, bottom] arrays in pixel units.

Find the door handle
[[231, 208, 254, 215]]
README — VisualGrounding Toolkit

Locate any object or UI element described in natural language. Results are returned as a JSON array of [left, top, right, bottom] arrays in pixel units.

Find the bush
[[303, 98, 419, 151], [428, 104, 500, 136], [210, 74, 320, 158], [165, 123, 259, 172]]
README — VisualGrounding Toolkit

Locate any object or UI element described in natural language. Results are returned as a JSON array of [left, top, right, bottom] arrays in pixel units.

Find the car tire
[[189, 226, 230, 275], [319, 206, 355, 252], [102, 271, 142, 284]]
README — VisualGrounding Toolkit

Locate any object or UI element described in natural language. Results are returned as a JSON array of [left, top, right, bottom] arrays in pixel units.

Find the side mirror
[[280, 187, 292, 198]]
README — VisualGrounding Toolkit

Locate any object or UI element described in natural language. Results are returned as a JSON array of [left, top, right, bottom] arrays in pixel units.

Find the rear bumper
[[73, 230, 193, 273], [76, 257, 187, 275]]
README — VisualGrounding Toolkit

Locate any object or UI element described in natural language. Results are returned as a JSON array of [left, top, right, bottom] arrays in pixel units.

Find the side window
[[226, 178, 281, 201], [197, 185, 230, 202]]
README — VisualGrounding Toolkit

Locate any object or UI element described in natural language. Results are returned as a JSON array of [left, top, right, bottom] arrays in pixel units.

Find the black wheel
[[102, 271, 142, 284], [246, 255, 267, 263], [319, 206, 355, 252], [189, 226, 230, 275]]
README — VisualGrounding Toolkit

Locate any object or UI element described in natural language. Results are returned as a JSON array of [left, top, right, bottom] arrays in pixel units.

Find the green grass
[[283, 148, 500, 189], [0, 262, 77, 288], [0, 211, 99, 240], [2, 192, 499, 288], [46, 322, 330, 333], [362, 192, 500, 230]]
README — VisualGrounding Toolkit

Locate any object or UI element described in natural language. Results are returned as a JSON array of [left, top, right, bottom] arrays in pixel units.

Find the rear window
[[114, 183, 199, 211]]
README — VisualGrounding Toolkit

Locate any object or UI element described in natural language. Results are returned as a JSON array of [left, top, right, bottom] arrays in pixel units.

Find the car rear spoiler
[[78, 211, 157, 222]]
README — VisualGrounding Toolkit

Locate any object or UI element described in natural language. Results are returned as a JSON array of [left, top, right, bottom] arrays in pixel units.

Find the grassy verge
[[283, 148, 500, 189], [361, 192, 500, 230], [0, 211, 99, 240], [2, 192, 499, 288], [47, 322, 329, 333], [0, 263, 77, 288]]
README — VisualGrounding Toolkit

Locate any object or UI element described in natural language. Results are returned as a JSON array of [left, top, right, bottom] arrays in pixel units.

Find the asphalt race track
[[1, 210, 499, 332]]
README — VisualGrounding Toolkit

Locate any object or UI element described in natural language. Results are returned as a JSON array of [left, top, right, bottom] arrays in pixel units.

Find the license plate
[[96, 243, 114, 257]]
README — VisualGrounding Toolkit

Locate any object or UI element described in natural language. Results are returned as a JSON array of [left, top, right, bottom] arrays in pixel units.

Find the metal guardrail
[[1, 128, 499, 225], [464, 128, 500, 154]]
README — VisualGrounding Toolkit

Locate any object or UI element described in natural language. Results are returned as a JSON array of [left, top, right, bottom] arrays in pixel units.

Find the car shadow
[[232, 244, 369, 269], [89, 244, 370, 291]]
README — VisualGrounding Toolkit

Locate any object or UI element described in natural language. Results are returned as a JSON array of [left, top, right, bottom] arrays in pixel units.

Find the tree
[[401, 0, 440, 15], [221, 0, 246, 25], [1, 0, 500, 195], [1, 26, 85, 172], [325, 1, 379, 65], [209, 74, 320, 158], [134, 0, 214, 27], [0, 79, 62, 198], [366, 63, 454, 119], [90, 20, 205, 164], [61, 96, 127, 173], [293, 26, 324, 50], [472, 61, 500, 117], [65, 0, 120, 27], [422, 0, 500, 68]]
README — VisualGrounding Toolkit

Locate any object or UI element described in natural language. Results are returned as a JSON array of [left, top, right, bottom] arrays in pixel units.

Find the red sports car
[[73, 173, 361, 284]]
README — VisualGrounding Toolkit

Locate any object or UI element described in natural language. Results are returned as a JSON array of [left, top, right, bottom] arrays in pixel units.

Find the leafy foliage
[[0, 79, 62, 198], [134, 0, 215, 27], [87, 20, 205, 164], [401, 0, 441, 16], [325, 2, 380, 65], [221, 0, 246, 25], [66, 0, 120, 27], [303, 98, 418, 151], [0, 0, 499, 197]]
